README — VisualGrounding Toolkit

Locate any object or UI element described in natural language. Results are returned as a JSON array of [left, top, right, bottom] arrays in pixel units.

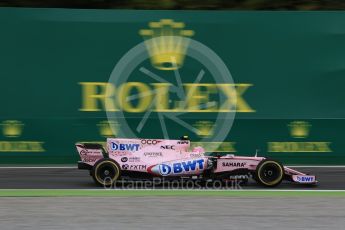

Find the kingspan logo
[[110, 142, 140, 151], [150, 159, 205, 176]]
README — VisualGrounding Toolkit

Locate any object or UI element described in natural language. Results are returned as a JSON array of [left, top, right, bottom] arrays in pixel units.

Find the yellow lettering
[[0, 141, 45, 152], [183, 84, 217, 112], [315, 142, 331, 152], [79, 82, 255, 113], [219, 84, 255, 112], [117, 82, 152, 112], [152, 83, 170, 112], [79, 82, 117, 112], [268, 142, 332, 152]]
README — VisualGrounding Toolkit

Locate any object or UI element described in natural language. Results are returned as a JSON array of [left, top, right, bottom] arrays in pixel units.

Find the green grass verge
[[0, 189, 345, 197]]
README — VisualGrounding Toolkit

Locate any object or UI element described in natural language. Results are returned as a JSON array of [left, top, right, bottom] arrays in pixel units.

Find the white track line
[[24, 188, 344, 192], [286, 165, 345, 168]]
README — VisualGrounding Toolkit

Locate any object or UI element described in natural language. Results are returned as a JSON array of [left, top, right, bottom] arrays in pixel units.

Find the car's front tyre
[[254, 159, 284, 187]]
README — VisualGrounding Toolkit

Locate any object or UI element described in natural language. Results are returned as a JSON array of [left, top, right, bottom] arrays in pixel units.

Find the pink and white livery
[[75, 137, 317, 187]]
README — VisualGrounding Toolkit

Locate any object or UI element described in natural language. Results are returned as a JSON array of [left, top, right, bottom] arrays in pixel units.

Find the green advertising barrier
[[0, 8, 344, 165]]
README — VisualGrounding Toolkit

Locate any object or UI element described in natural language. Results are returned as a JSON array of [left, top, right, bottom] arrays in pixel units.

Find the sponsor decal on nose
[[293, 175, 315, 183]]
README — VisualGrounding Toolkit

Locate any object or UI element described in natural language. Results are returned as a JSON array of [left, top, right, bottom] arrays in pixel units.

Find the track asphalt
[[0, 196, 344, 230], [0, 167, 343, 189], [0, 167, 344, 230]]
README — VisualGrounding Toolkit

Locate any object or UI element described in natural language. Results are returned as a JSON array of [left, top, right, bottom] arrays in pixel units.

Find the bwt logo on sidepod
[[111, 142, 140, 151], [151, 159, 205, 176], [159, 164, 171, 176]]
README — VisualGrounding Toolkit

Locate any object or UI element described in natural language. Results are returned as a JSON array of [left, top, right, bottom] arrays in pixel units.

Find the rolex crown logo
[[194, 121, 214, 137], [288, 121, 311, 138], [1, 120, 24, 138], [139, 19, 194, 71]]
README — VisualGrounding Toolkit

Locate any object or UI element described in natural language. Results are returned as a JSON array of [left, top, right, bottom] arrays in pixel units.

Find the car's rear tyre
[[254, 159, 284, 187], [91, 159, 121, 187]]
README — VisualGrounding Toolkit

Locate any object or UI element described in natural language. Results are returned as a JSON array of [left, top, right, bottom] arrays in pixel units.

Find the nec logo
[[160, 145, 175, 150], [110, 142, 140, 151]]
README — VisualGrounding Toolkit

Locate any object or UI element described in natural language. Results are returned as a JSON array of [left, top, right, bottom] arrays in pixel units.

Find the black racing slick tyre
[[91, 159, 121, 187], [254, 159, 284, 187]]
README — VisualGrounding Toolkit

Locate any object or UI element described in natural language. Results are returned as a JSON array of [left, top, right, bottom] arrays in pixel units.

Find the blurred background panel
[[0, 3, 345, 165]]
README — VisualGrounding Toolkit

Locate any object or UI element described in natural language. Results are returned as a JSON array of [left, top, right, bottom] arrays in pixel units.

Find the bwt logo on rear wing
[[110, 142, 140, 151]]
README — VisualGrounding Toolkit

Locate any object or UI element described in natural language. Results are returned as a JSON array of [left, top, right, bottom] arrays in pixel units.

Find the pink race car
[[75, 137, 317, 187]]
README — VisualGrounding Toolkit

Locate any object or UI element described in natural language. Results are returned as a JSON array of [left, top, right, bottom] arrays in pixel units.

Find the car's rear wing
[[75, 143, 108, 169]]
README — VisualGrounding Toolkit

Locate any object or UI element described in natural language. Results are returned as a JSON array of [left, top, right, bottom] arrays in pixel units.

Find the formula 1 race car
[[75, 137, 317, 187]]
